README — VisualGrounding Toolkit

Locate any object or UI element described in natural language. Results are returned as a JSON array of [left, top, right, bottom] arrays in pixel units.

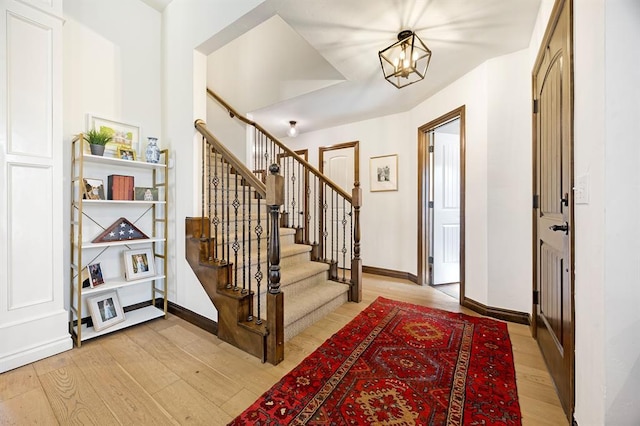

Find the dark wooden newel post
[[351, 182, 362, 302], [266, 163, 284, 364]]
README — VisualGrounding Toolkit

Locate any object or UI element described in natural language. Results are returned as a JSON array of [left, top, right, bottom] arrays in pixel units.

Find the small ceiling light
[[378, 30, 432, 89], [287, 120, 298, 137]]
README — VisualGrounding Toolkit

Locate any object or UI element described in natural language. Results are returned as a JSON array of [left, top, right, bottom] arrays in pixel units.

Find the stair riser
[[255, 272, 331, 307], [283, 292, 348, 342], [229, 262, 330, 296], [222, 250, 312, 279], [204, 231, 295, 246], [201, 241, 301, 265]]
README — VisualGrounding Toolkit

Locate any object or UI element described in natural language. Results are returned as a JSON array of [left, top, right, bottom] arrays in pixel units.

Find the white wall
[[602, 1, 640, 424], [62, 0, 163, 308], [411, 65, 491, 304], [286, 53, 533, 314], [162, 0, 265, 320], [486, 49, 532, 313], [63, 0, 162, 140], [572, 0, 606, 422], [282, 111, 415, 274]]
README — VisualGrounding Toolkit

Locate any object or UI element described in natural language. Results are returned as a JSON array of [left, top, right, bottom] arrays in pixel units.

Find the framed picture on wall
[[87, 114, 140, 158], [369, 154, 398, 192]]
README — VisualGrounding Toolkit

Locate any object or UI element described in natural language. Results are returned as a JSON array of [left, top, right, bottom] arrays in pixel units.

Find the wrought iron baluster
[[263, 135, 269, 181], [306, 168, 311, 244], [200, 137, 206, 240], [213, 151, 220, 260], [290, 158, 296, 230], [342, 196, 347, 282], [247, 185, 253, 320], [209, 147, 215, 261], [322, 183, 328, 260], [295, 160, 304, 233], [255, 196, 263, 325], [242, 184, 247, 294], [253, 128, 258, 178], [313, 177, 318, 247], [233, 173, 240, 291], [331, 188, 335, 263], [350, 203, 353, 269]]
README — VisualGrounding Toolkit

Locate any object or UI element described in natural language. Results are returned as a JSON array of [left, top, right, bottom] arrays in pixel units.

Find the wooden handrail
[[206, 88, 353, 202], [194, 119, 267, 198]]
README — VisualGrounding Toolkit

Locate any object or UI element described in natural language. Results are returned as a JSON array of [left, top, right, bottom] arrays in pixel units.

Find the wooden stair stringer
[[185, 217, 267, 362]]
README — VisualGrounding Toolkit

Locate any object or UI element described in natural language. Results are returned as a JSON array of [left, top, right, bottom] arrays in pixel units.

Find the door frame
[[417, 106, 466, 304], [319, 141, 360, 185]]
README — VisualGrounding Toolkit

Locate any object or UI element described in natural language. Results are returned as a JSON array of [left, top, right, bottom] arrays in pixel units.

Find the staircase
[[185, 91, 362, 365]]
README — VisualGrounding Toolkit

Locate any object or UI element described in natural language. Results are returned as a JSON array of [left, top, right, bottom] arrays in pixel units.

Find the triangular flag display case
[[69, 134, 169, 347], [92, 217, 149, 243]]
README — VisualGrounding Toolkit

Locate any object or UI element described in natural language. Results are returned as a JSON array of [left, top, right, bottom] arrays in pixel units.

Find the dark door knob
[[549, 222, 569, 235]]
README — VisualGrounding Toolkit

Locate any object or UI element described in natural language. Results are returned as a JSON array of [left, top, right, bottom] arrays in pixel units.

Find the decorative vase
[[90, 144, 106, 156], [145, 137, 160, 163]]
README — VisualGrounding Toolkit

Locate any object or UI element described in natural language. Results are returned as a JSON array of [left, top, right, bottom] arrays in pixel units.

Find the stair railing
[[194, 120, 284, 363], [207, 89, 362, 301]]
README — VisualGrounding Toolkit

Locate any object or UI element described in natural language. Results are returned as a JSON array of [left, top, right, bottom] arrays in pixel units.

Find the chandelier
[[378, 30, 432, 89]]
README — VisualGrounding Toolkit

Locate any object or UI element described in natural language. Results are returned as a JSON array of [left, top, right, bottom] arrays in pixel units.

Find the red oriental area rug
[[230, 297, 521, 425]]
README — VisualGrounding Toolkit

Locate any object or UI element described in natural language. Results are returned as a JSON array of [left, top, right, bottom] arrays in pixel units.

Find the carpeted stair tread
[[280, 261, 329, 288], [283, 280, 349, 327], [253, 261, 330, 297]]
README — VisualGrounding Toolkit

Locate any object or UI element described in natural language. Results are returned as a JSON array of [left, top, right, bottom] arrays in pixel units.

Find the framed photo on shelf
[[87, 291, 125, 331], [134, 187, 159, 201], [117, 146, 137, 161], [82, 178, 105, 200], [123, 248, 156, 281], [88, 263, 105, 288], [81, 267, 90, 288], [369, 154, 398, 192], [86, 114, 140, 158]]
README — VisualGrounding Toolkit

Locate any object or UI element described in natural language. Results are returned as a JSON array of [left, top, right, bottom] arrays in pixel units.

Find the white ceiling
[[197, 0, 541, 138], [139, 0, 172, 12]]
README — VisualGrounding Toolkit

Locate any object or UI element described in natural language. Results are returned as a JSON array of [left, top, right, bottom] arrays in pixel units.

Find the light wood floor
[[0, 274, 568, 425]]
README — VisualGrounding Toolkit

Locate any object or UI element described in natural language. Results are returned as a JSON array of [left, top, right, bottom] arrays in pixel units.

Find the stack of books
[[107, 175, 134, 200]]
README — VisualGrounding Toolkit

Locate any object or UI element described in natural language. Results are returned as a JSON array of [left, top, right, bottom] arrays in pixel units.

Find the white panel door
[[433, 132, 460, 285], [322, 147, 355, 267], [322, 147, 354, 193], [0, 0, 70, 372]]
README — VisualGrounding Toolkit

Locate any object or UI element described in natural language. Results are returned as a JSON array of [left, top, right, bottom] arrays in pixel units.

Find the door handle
[[549, 222, 569, 235]]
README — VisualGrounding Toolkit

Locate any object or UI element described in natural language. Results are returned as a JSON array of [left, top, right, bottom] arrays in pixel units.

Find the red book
[[124, 176, 134, 200], [107, 175, 134, 200]]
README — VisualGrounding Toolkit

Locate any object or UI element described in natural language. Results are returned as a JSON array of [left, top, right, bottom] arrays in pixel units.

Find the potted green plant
[[83, 129, 112, 156]]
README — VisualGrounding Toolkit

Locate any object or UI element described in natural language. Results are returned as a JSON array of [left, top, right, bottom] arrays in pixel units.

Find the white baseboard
[[0, 336, 72, 373]]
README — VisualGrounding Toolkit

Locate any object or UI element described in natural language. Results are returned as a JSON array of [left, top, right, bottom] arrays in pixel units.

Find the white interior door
[[322, 147, 354, 193], [433, 129, 460, 285], [321, 146, 355, 267]]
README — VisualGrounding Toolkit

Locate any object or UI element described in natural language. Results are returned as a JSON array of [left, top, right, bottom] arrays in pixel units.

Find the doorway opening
[[418, 107, 465, 304]]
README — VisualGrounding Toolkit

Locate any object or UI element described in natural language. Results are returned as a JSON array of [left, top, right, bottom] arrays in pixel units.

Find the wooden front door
[[532, 0, 574, 419]]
